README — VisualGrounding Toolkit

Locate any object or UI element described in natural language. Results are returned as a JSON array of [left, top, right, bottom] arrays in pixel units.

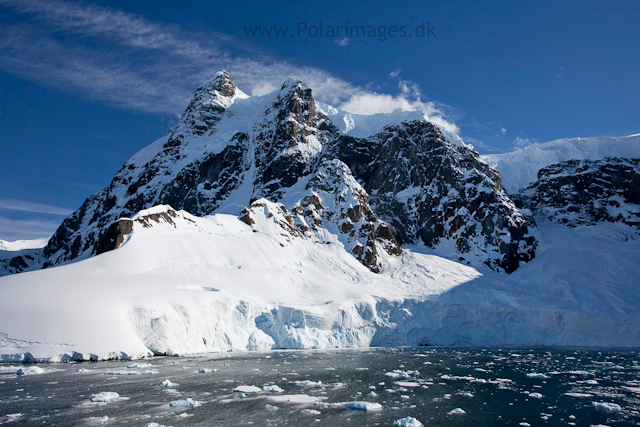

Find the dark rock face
[[0, 249, 41, 276], [238, 159, 402, 272], [95, 219, 134, 255], [251, 79, 329, 201], [296, 159, 402, 271], [331, 121, 536, 273], [8, 72, 539, 275], [519, 157, 640, 228]]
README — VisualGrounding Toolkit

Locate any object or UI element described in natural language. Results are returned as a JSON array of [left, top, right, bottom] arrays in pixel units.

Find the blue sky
[[1, 0, 639, 240]]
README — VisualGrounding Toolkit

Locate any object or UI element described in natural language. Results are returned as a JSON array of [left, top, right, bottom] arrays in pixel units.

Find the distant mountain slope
[[518, 157, 640, 228], [0, 238, 47, 276], [0, 238, 48, 251], [482, 134, 640, 193]]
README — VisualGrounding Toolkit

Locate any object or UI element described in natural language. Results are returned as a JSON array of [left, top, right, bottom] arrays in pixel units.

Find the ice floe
[[394, 416, 423, 426], [169, 398, 201, 408], [344, 401, 383, 411], [233, 385, 262, 393], [16, 366, 46, 375]]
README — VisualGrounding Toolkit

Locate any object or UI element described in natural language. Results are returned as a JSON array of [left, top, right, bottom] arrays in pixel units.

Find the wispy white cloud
[[339, 93, 460, 134], [335, 37, 350, 46], [389, 69, 402, 78], [0, 216, 57, 241], [338, 67, 461, 134], [0, 198, 72, 216], [512, 135, 538, 148], [0, 0, 458, 130]]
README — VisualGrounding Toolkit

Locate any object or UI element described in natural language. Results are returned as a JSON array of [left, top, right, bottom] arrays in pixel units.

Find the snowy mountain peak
[[280, 76, 305, 90], [173, 70, 248, 138], [201, 69, 235, 97], [3, 74, 544, 276]]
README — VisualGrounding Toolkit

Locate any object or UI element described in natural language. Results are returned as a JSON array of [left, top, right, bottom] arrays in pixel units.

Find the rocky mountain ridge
[[3, 71, 538, 275], [517, 157, 640, 229]]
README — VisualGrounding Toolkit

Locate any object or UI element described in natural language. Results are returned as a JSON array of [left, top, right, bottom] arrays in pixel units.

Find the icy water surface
[[1, 348, 639, 426]]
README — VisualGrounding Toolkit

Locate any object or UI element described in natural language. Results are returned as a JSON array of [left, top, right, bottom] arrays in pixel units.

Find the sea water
[[1, 348, 639, 426]]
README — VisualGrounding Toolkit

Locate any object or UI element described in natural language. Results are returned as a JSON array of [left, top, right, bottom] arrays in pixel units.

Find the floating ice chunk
[[584, 379, 598, 385], [474, 368, 489, 372], [294, 380, 323, 387], [344, 401, 383, 411], [301, 409, 321, 415], [267, 394, 322, 403], [16, 366, 45, 375], [128, 363, 152, 368], [198, 368, 217, 373], [104, 369, 157, 375], [233, 385, 261, 393], [265, 404, 279, 411], [90, 392, 120, 402], [159, 379, 178, 388], [525, 373, 548, 379], [146, 422, 171, 427], [394, 416, 423, 426], [462, 392, 474, 397], [395, 381, 421, 388], [86, 416, 110, 424], [564, 392, 592, 398], [76, 368, 92, 373], [5, 414, 22, 422], [519, 423, 531, 426], [369, 391, 378, 397], [263, 385, 283, 393], [529, 393, 543, 399], [386, 370, 419, 379], [441, 375, 475, 381], [592, 402, 622, 412], [448, 408, 466, 414], [169, 398, 201, 408]]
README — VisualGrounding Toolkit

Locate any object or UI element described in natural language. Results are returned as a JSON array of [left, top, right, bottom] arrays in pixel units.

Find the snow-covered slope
[[0, 238, 48, 251], [482, 134, 640, 193], [1, 204, 638, 362], [0, 205, 478, 361], [0, 238, 48, 277]]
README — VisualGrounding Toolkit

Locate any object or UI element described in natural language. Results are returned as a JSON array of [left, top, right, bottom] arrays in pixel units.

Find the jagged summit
[[280, 76, 304, 89], [173, 70, 248, 138]]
